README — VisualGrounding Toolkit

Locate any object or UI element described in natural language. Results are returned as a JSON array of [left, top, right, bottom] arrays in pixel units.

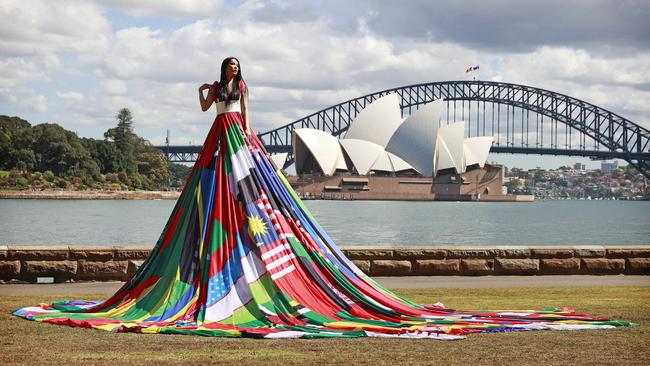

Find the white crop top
[[216, 100, 241, 115]]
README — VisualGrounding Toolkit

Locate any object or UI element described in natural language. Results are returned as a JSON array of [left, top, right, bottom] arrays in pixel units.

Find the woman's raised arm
[[199, 83, 215, 111]]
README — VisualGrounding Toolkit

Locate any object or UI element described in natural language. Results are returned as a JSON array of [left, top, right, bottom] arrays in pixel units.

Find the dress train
[[13, 102, 634, 339]]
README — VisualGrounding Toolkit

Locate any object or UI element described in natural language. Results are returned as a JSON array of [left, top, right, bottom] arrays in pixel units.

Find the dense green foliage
[[0, 111, 189, 191]]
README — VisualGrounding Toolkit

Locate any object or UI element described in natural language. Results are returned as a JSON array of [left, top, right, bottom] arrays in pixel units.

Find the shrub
[[107, 183, 121, 191], [56, 178, 68, 189], [40, 180, 54, 189], [117, 171, 131, 186], [16, 177, 29, 187], [81, 175, 94, 186], [43, 170, 55, 182], [106, 173, 120, 184]]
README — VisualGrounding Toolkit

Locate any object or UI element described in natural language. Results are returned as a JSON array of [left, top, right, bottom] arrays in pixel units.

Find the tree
[[0, 130, 12, 169], [132, 135, 170, 189], [12, 149, 36, 172], [104, 108, 134, 150], [101, 108, 171, 189], [168, 162, 191, 188], [505, 178, 523, 194], [104, 108, 137, 176], [0, 115, 33, 171], [116, 108, 133, 133], [31, 123, 93, 177], [11, 126, 34, 148], [0, 112, 176, 191], [82, 138, 123, 173], [0, 115, 31, 130]]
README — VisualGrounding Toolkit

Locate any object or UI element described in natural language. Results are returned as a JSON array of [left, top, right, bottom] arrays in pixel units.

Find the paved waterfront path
[[1, 275, 648, 296], [376, 275, 650, 289]]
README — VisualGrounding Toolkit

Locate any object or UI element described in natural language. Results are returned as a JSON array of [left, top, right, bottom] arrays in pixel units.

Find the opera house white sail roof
[[293, 128, 347, 176], [269, 152, 288, 169], [340, 139, 417, 175], [292, 94, 494, 177], [433, 122, 466, 175], [340, 139, 385, 175], [344, 93, 403, 148], [463, 137, 493, 168], [371, 150, 414, 173], [386, 100, 444, 176], [387, 152, 416, 173]]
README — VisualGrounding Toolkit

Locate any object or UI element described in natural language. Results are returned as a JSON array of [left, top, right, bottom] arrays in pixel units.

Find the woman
[[13, 58, 632, 339], [198, 57, 252, 137]]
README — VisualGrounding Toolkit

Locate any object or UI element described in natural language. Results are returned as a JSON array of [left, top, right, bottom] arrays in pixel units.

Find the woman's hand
[[199, 83, 215, 111]]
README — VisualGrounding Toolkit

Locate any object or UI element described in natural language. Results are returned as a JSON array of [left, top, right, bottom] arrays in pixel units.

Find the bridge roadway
[[154, 144, 650, 161]]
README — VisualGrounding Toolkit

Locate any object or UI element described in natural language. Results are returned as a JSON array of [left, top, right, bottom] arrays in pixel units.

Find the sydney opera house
[[281, 94, 514, 201]]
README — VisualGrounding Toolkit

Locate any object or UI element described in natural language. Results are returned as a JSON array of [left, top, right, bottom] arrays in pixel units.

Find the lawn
[[1, 286, 648, 365]]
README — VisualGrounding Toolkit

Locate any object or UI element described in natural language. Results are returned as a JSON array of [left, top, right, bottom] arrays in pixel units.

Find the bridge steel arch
[[257, 80, 650, 178]]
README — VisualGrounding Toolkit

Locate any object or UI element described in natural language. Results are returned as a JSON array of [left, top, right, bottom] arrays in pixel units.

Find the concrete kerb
[[2, 276, 650, 296]]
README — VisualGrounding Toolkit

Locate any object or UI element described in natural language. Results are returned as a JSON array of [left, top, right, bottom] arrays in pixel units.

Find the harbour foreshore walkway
[[1, 275, 648, 296]]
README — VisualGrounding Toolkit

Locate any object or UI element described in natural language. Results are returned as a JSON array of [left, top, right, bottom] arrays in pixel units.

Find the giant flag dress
[[13, 86, 635, 339]]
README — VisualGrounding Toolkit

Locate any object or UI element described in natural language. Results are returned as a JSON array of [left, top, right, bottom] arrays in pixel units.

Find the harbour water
[[0, 199, 648, 247]]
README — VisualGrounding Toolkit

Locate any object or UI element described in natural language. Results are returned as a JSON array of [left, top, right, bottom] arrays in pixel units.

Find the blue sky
[[1, 0, 648, 170]]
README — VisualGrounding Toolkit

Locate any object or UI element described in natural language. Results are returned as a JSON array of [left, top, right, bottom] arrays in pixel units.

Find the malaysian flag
[[246, 195, 297, 281]]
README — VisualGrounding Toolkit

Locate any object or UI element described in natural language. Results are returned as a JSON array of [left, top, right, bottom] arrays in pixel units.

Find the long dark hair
[[216, 57, 245, 104]]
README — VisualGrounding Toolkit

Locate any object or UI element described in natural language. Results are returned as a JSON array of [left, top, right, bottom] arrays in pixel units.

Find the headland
[[0, 190, 180, 200]]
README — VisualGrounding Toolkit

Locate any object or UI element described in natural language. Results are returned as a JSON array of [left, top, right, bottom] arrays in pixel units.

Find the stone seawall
[[0, 190, 180, 200], [1, 245, 648, 282]]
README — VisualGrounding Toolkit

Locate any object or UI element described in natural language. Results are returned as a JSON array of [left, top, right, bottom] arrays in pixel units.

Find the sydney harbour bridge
[[155, 80, 650, 178]]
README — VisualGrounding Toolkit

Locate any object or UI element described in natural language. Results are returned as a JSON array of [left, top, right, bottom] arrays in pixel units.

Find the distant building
[[601, 161, 618, 174], [293, 95, 493, 178], [574, 162, 585, 171]]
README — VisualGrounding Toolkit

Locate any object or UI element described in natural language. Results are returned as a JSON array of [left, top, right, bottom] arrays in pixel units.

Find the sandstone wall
[[0, 245, 648, 282]]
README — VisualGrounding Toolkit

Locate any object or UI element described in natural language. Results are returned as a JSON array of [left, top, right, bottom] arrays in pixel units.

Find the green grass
[[1, 286, 648, 366]]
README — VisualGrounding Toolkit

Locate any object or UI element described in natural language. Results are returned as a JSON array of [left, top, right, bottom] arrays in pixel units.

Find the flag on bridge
[[466, 65, 480, 73]]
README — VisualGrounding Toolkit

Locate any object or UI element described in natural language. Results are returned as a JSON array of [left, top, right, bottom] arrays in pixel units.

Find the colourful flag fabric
[[13, 105, 636, 340], [466, 65, 480, 73]]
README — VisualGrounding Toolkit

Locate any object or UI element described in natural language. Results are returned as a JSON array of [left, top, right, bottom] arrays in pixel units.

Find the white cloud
[[494, 47, 650, 87], [100, 79, 128, 94], [19, 93, 48, 113], [0, 0, 647, 171], [101, 0, 223, 18], [0, 58, 47, 88], [56, 91, 85, 102], [0, 0, 110, 57], [491, 47, 650, 127], [0, 88, 17, 103]]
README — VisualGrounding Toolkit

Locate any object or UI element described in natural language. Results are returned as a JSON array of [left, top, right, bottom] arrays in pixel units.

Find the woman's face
[[225, 58, 239, 79]]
